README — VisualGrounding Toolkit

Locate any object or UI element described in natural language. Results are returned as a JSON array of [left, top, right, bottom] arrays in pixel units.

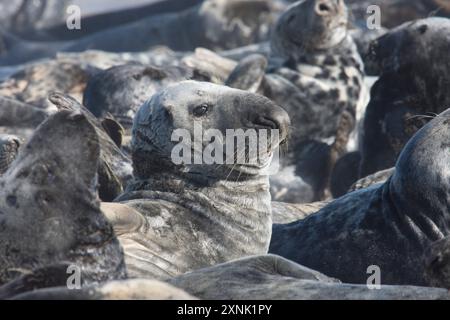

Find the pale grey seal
[[168, 254, 450, 300], [226, 0, 367, 201], [270, 108, 450, 286], [0, 110, 127, 287], [4, 255, 450, 300], [103, 80, 290, 280]]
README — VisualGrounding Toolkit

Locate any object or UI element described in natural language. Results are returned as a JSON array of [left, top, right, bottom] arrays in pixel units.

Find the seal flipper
[[225, 54, 267, 92], [49, 92, 132, 201], [0, 263, 71, 299], [0, 110, 127, 286], [101, 116, 124, 149], [424, 237, 450, 289], [0, 135, 20, 175]]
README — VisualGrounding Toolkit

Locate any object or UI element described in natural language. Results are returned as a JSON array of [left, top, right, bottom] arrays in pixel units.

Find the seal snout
[[250, 106, 290, 143]]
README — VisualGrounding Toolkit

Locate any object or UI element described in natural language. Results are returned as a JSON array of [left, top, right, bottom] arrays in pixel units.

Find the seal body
[[270, 108, 450, 286], [169, 254, 450, 300], [83, 63, 196, 131], [104, 81, 290, 279]]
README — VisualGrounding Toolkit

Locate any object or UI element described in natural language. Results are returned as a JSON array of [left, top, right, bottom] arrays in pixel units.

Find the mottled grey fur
[[169, 255, 450, 300], [270, 108, 450, 286], [106, 81, 290, 280], [0, 134, 20, 175], [0, 110, 127, 286]]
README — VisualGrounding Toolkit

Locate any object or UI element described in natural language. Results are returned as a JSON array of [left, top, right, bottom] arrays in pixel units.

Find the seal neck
[[382, 176, 449, 246], [120, 170, 272, 253]]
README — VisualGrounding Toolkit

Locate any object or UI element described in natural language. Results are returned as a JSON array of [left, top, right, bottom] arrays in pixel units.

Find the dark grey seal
[[82, 63, 197, 131], [102, 81, 290, 280], [49, 93, 133, 202], [0, 110, 127, 287], [360, 18, 450, 178], [270, 108, 450, 286]]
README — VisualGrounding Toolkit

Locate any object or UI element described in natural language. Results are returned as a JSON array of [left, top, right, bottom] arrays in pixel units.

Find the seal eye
[[193, 104, 211, 117]]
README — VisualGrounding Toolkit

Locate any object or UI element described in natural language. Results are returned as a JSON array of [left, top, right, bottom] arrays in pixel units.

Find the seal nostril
[[253, 115, 279, 130], [316, 2, 332, 14]]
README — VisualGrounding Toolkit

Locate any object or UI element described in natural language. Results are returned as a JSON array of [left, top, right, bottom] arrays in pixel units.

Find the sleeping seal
[[0, 110, 127, 286], [102, 81, 290, 280], [227, 0, 366, 201], [360, 17, 450, 178], [270, 108, 450, 286]]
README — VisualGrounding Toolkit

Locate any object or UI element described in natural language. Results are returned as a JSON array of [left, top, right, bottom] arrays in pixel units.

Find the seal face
[[270, 108, 450, 286], [107, 81, 290, 279], [49, 93, 133, 202], [0, 110, 127, 286], [361, 18, 450, 177]]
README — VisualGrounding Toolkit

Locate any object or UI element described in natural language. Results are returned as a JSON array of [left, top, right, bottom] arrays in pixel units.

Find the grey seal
[[360, 18, 450, 178], [168, 254, 450, 300], [270, 108, 450, 286], [103, 80, 290, 280], [226, 0, 366, 201], [0, 110, 127, 287], [82, 63, 197, 132]]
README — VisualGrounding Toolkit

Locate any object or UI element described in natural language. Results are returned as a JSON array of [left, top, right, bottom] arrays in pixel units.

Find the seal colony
[[1, 0, 450, 301]]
